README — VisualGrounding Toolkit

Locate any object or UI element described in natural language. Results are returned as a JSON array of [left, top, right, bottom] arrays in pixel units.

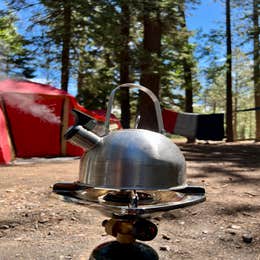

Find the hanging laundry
[[162, 108, 224, 141], [196, 114, 224, 141], [162, 109, 178, 133], [174, 112, 199, 138]]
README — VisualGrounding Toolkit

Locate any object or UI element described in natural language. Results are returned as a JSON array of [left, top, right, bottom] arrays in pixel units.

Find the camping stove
[[52, 83, 206, 259], [53, 183, 205, 259]]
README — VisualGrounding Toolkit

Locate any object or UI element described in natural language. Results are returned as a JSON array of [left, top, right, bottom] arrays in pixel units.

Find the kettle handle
[[105, 83, 165, 134]]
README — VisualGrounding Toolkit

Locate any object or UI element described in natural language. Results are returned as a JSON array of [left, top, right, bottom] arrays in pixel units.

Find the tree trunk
[[77, 65, 84, 99], [184, 65, 193, 113], [233, 81, 238, 140], [253, 0, 260, 141], [139, 9, 161, 131], [179, 2, 193, 114], [184, 60, 195, 143], [225, 0, 233, 142], [179, 1, 194, 143], [119, 3, 131, 128], [61, 0, 71, 92]]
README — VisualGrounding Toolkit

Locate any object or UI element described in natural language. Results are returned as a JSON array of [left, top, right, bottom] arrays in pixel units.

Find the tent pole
[[61, 96, 70, 155], [0, 97, 16, 161]]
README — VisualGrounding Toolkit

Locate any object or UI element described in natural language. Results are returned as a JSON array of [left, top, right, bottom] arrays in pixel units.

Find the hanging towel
[[196, 113, 224, 140], [174, 112, 199, 138], [162, 109, 178, 133]]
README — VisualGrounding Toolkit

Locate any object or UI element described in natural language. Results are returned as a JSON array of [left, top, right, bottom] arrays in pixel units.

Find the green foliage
[[199, 48, 255, 140], [0, 12, 35, 78], [2, 0, 258, 139], [4, 0, 200, 111]]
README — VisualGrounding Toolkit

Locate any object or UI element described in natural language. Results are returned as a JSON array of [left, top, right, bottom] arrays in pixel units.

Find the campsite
[[0, 80, 259, 259], [0, 143, 259, 259], [1, 0, 260, 259]]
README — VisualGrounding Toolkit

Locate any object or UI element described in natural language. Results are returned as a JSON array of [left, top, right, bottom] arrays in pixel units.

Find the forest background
[[0, 0, 259, 142]]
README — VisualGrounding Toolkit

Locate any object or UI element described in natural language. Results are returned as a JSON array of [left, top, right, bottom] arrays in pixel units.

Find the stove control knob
[[133, 219, 158, 241]]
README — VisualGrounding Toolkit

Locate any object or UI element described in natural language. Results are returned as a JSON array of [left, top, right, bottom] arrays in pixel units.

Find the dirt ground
[[0, 142, 259, 260]]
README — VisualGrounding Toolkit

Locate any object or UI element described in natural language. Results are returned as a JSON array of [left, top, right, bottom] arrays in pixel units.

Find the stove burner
[[53, 182, 205, 217], [103, 190, 153, 204]]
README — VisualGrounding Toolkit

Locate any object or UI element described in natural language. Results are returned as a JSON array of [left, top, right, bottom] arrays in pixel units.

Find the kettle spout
[[65, 125, 101, 150]]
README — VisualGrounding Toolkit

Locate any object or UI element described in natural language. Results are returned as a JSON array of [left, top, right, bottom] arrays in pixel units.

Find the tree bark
[[233, 79, 238, 140], [183, 60, 195, 143], [61, 0, 71, 92], [139, 8, 161, 131], [253, 0, 260, 141], [179, 1, 194, 143], [77, 65, 84, 99], [119, 3, 131, 128], [179, 1, 193, 114], [225, 0, 233, 142], [184, 64, 193, 113]]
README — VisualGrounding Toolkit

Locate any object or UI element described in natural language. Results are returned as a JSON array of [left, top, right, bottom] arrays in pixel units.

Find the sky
[[187, 1, 224, 32], [0, 0, 225, 96]]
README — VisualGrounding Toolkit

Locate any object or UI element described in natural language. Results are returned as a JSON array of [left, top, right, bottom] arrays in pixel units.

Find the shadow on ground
[[179, 143, 260, 185], [215, 203, 260, 216]]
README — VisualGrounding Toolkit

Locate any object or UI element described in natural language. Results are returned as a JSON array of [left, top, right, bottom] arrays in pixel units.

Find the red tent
[[0, 79, 121, 164], [0, 106, 12, 163]]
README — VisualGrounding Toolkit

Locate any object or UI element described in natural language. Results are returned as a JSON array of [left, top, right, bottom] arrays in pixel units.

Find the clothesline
[[162, 109, 225, 141], [235, 107, 260, 112]]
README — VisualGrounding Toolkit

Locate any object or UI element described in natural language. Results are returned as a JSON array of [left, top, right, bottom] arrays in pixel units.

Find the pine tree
[[253, 0, 260, 141], [119, 1, 131, 128], [226, 0, 234, 142], [0, 12, 35, 79], [138, 1, 162, 131]]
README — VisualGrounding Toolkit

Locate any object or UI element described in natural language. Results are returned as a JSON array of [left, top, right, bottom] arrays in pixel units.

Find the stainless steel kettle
[[65, 83, 186, 190]]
